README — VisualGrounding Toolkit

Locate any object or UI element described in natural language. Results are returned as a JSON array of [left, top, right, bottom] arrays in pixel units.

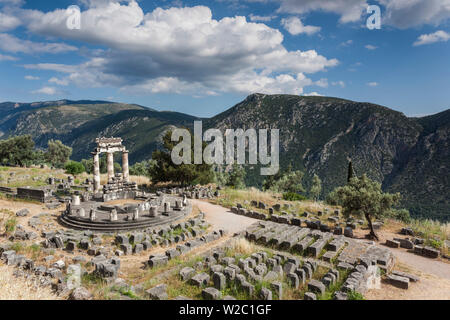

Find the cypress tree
[[347, 160, 355, 183]]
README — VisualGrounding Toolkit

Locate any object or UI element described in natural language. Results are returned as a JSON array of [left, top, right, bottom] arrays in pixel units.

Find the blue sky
[[0, 0, 449, 117]]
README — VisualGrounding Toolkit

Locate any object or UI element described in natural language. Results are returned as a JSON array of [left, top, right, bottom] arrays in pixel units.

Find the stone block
[[287, 273, 299, 289], [202, 287, 221, 300], [308, 279, 326, 295], [212, 272, 226, 290], [304, 292, 317, 300], [146, 284, 168, 300], [190, 273, 210, 287], [270, 281, 283, 299], [259, 288, 272, 300], [386, 239, 400, 248], [180, 267, 196, 281], [148, 255, 168, 268], [387, 274, 409, 289]]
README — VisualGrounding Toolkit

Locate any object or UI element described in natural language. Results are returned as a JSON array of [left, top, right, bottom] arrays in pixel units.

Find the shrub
[[387, 208, 411, 223], [283, 192, 307, 201], [65, 161, 85, 175], [347, 290, 365, 300], [5, 217, 17, 234], [426, 238, 442, 250]]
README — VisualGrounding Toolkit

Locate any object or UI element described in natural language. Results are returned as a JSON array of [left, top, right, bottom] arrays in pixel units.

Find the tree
[[310, 174, 322, 201], [45, 140, 72, 167], [272, 170, 305, 194], [149, 130, 214, 186], [65, 161, 85, 176], [332, 174, 401, 240], [227, 163, 246, 189], [213, 165, 229, 187], [114, 162, 122, 173], [129, 160, 156, 177], [262, 170, 283, 191], [347, 160, 355, 183], [81, 158, 94, 174], [0, 135, 35, 167]]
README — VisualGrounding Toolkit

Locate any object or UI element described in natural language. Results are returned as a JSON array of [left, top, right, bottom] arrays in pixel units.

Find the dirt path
[[190, 199, 257, 235], [390, 248, 450, 280]]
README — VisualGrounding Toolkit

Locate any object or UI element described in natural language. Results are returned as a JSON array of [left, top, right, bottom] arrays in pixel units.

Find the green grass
[[347, 290, 365, 300], [4, 217, 17, 234]]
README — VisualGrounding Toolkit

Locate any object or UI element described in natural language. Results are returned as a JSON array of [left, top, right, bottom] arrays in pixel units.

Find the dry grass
[[0, 166, 152, 188], [0, 166, 67, 188], [0, 265, 59, 300], [214, 187, 340, 218], [228, 238, 255, 256]]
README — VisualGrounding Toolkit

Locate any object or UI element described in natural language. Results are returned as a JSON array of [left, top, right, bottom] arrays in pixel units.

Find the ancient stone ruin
[[58, 138, 193, 232]]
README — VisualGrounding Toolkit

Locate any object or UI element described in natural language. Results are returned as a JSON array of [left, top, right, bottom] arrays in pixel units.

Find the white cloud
[[281, 16, 321, 35], [332, 80, 346, 88], [0, 53, 17, 61], [48, 77, 69, 86], [277, 0, 368, 23], [303, 92, 323, 96], [0, 12, 20, 31], [15, 3, 338, 96], [379, 0, 450, 29], [340, 39, 353, 47], [239, 0, 450, 28], [314, 78, 328, 88], [413, 30, 450, 46], [32, 86, 59, 95], [365, 44, 377, 50], [367, 82, 378, 87], [25, 75, 39, 80], [249, 13, 276, 22], [0, 33, 77, 54]]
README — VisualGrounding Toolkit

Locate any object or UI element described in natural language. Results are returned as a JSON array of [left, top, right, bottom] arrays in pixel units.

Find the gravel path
[[191, 200, 257, 234]]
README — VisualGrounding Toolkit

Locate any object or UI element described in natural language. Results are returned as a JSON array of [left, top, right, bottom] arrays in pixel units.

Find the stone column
[[107, 152, 115, 182], [72, 195, 81, 206], [122, 151, 130, 183], [93, 152, 101, 193]]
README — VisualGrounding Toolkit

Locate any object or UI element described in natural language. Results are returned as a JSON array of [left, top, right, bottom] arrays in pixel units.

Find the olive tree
[[333, 174, 400, 240], [310, 174, 322, 201]]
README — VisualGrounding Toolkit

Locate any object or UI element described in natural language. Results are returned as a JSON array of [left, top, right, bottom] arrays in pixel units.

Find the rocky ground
[[0, 194, 449, 300]]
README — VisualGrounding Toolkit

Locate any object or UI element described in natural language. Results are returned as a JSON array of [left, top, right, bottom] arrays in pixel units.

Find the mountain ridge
[[0, 94, 448, 220]]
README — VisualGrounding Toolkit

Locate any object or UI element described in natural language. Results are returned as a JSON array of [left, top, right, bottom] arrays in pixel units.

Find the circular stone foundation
[[59, 196, 191, 232]]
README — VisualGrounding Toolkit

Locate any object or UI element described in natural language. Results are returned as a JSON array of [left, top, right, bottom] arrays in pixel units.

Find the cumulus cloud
[[367, 82, 378, 87], [236, 0, 450, 28], [0, 33, 77, 54], [365, 44, 377, 50], [0, 12, 20, 31], [413, 30, 450, 46], [379, 0, 450, 29], [14, 2, 338, 96], [303, 92, 323, 96], [281, 16, 321, 35]]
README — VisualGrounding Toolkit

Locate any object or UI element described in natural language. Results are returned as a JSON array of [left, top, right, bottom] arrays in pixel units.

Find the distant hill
[[0, 95, 448, 220], [0, 100, 197, 163], [206, 94, 449, 221]]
